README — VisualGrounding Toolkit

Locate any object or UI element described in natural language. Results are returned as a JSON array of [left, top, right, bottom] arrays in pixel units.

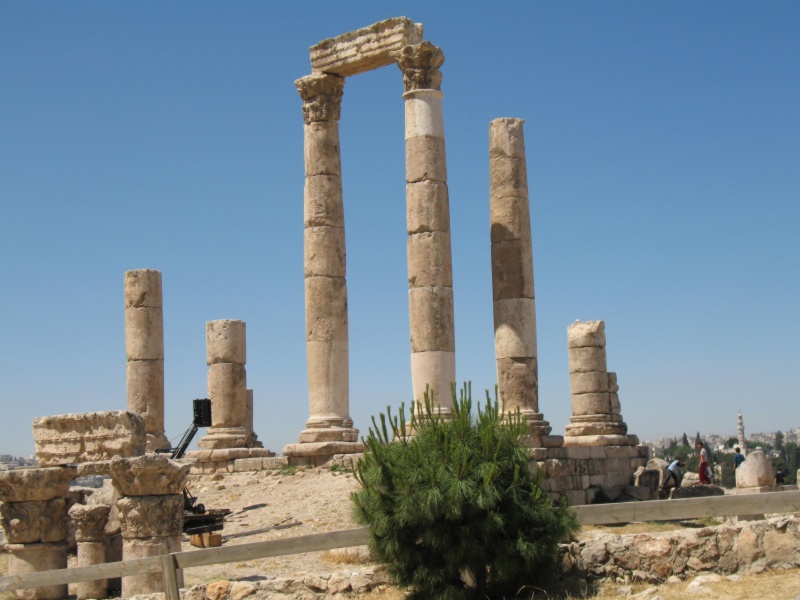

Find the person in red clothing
[[697, 441, 710, 484]]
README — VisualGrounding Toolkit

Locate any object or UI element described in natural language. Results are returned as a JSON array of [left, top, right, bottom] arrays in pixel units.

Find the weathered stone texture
[[305, 226, 346, 278], [123, 269, 162, 308], [407, 231, 453, 287], [206, 320, 246, 365], [406, 181, 450, 234], [491, 238, 534, 299], [735, 449, 775, 488], [296, 73, 344, 123], [408, 287, 455, 352], [396, 41, 444, 92], [109, 454, 189, 497], [405, 135, 447, 183]]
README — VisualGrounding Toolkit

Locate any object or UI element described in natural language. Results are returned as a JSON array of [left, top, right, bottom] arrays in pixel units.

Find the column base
[[298, 427, 360, 443], [563, 434, 640, 447], [564, 414, 628, 437], [197, 427, 248, 449], [6, 542, 67, 600], [185, 447, 275, 474], [283, 440, 364, 459]]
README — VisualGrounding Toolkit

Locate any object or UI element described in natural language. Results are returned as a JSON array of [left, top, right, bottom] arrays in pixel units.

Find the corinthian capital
[[296, 73, 345, 123], [395, 41, 444, 92]]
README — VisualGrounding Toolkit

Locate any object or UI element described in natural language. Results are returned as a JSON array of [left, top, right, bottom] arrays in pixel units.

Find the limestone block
[[407, 231, 453, 287], [410, 350, 455, 409], [109, 454, 189, 497], [121, 536, 182, 597], [233, 457, 263, 472], [494, 298, 537, 358], [568, 346, 607, 374], [304, 121, 341, 177], [489, 118, 526, 160], [566, 489, 587, 506], [736, 450, 775, 488], [489, 155, 528, 199], [569, 371, 609, 395], [305, 276, 349, 342], [609, 392, 621, 415], [126, 360, 164, 423], [310, 17, 423, 77], [298, 427, 359, 443], [1, 499, 68, 544], [587, 459, 606, 476], [406, 135, 447, 183], [208, 363, 247, 426], [206, 320, 246, 365], [408, 286, 455, 352], [546, 459, 571, 478], [607, 372, 619, 393], [304, 174, 344, 227], [406, 180, 450, 234], [69, 504, 111, 542], [404, 90, 444, 139], [490, 196, 531, 243], [262, 457, 290, 470], [571, 392, 611, 416], [33, 412, 145, 467], [565, 447, 591, 460], [117, 494, 183, 539], [567, 320, 606, 349], [491, 238, 534, 300], [305, 226, 346, 278], [283, 441, 364, 458], [123, 269, 162, 308], [6, 542, 68, 600], [496, 356, 537, 413], [125, 307, 164, 360], [306, 339, 349, 418], [76, 540, 108, 600], [563, 433, 638, 447]]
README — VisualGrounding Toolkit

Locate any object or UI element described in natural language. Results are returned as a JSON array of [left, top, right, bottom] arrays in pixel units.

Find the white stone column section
[[291, 73, 358, 449], [124, 269, 169, 452], [489, 118, 559, 447], [397, 42, 455, 412], [198, 320, 248, 449]]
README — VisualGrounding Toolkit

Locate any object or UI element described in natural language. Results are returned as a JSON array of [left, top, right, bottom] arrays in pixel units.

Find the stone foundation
[[186, 448, 276, 474]]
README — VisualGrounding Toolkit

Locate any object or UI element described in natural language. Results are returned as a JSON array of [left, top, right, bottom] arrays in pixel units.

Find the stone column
[[124, 269, 169, 452], [110, 454, 188, 597], [69, 504, 110, 600], [738, 412, 747, 456], [489, 117, 561, 448], [285, 72, 360, 460], [0, 466, 76, 600], [198, 320, 248, 449], [564, 320, 637, 446], [397, 42, 456, 412]]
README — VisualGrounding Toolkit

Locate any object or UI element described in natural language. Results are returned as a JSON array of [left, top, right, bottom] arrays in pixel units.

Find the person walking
[[662, 458, 684, 492], [697, 441, 710, 484]]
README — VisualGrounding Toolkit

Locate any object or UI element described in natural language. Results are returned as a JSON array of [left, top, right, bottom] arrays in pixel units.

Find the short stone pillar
[[397, 42, 456, 412], [109, 454, 188, 597], [563, 320, 638, 446], [735, 449, 775, 488], [199, 320, 249, 449], [124, 269, 169, 452], [68, 504, 111, 600], [489, 117, 561, 448], [0, 466, 77, 600]]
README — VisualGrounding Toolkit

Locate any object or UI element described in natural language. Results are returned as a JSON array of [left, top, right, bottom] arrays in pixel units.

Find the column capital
[[296, 73, 345, 123], [395, 41, 444, 92]]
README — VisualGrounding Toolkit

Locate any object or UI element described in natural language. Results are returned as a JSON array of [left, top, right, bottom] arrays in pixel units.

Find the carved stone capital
[[1, 499, 68, 544], [110, 453, 189, 496], [296, 73, 345, 123], [69, 504, 111, 542], [395, 42, 444, 92], [0, 466, 76, 503], [116, 494, 183, 539]]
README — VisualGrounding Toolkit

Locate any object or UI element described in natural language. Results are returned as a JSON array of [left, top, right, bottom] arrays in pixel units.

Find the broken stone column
[[563, 320, 638, 446], [0, 466, 77, 600], [489, 117, 561, 448], [124, 269, 169, 452], [110, 454, 188, 597], [198, 320, 249, 449], [69, 504, 111, 600], [397, 42, 456, 412]]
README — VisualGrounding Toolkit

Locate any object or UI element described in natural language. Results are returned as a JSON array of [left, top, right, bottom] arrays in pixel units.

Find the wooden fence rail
[[1, 490, 798, 600]]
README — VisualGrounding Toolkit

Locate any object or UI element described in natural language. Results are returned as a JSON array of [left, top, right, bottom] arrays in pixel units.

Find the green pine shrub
[[351, 383, 580, 600]]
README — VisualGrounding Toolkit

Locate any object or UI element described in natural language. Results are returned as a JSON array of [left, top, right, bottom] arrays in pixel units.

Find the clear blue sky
[[1, 2, 798, 456]]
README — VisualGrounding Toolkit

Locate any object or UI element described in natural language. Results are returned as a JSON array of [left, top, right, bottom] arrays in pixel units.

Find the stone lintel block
[[310, 17, 423, 77], [6, 542, 68, 600], [406, 135, 447, 183], [496, 356, 537, 414], [117, 494, 183, 539], [490, 155, 528, 199], [494, 298, 537, 359], [410, 350, 455, 409], [1, 498, 68, 543], [69, 504, 111, 542], [567, 320, 606, 349], [607, 372, 619, 393], [569, 371, 609, 395], [33, 412, 145, 467], [305, 174, 344, 228], [571, 392, 611, 416], [306, 339, 349, 419], [568, 346, 608, 374], [491, 238, 534, 300], [305, 226, 346, 278], [208, 363, 247, 427], [283, 441, 364, 457], [298, 427, 359, 443], [408, 286, 455, 352], [126, 359, 164, 424], [489, 118, 526, 160], [206, 320, 246, 365], [305, 276, 349, 342], [125, 307, 164, 360], [565, 446, 592, 460], [490, 196, 531, 243], [304, 121, 341, 177], [109, 454, 189, 497], [124, 270, 162, 308], [407, 231, 453, 287], [405, 90, 444, 139], [407, 180, 450, 234]]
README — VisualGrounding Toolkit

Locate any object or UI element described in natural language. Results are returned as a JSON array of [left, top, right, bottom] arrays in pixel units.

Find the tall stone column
[[124, 269, 169, 452], [0, 466, 76, 600], [564, 320, 637, 446], [285, 72, 360, 461], [110, 455, 188, 597], [198, 320, 248, 449], [489, 118, 561, 447], [397, 42, 456, 412], [69, 504, 111, 600]]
